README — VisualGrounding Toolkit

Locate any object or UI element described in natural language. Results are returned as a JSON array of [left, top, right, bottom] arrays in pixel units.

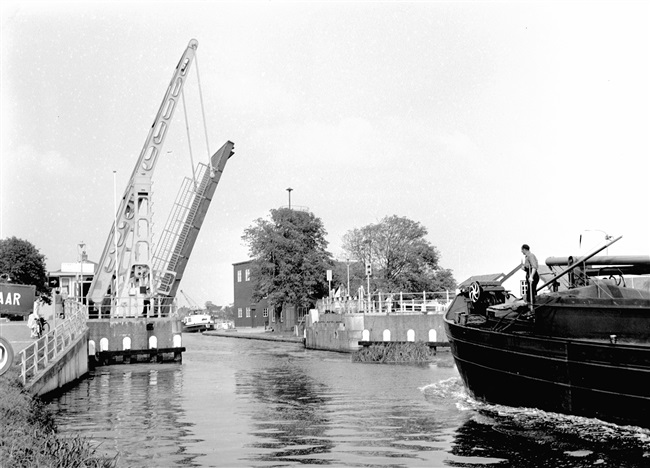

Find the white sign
[[326, 270, 332, 281], [61, 263, 95, 274]]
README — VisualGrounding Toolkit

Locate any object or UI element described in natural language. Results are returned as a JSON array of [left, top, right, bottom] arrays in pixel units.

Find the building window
[[61, 278, 70, 296], [263, 308, 268, 318], [245, 268, 250, 281], [245, 307, 251, 318], [237, 270, 242, 282], [238, 308, 242, 318]]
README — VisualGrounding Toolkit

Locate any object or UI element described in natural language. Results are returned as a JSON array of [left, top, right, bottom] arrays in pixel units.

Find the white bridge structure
[[320, 291, 454, 315]]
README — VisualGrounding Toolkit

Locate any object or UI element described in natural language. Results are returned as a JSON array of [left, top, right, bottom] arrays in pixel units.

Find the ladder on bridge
[[153, 165, 209, 295], [152, 141, 234, 300]]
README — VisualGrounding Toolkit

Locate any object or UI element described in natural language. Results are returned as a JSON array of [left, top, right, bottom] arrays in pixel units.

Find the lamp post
[[78, 241, 86, 306], [581, 229, 613, 255], [346, 258, 350, 298], [113, 170, 119, 312], [364, 238, 372, 310], [286, 187, 293, 209], [52, 287, 57, 332]]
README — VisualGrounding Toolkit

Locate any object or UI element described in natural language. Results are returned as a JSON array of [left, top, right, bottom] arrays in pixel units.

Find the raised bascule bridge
[[83, 39, 234, 365], [16, 40, 234, 394]]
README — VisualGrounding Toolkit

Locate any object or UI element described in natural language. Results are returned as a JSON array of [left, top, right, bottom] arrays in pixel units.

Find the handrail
[[320, 290, 455, 315], [93, 296, 177, 319], [18, 300, 88, 386]]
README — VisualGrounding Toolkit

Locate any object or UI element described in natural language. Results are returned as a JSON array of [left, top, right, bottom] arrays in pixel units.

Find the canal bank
[[202, 327, 303, 344], [0, 366, 117, 467]]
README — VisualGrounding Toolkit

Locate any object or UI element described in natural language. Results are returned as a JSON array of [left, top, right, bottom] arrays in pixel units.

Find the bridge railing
[[321, 291, 455, 315], [89, 296, 177, 319], [19, 300, 88, 385]]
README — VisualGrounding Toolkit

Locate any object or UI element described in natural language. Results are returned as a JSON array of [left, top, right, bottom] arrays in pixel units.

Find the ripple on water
[[420, 375, 650, 467]]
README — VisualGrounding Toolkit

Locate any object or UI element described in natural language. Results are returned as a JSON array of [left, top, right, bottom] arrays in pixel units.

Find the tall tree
[[242, 208, 333, 313], [342, 215, 456, 292], [0, 236, 52, 304]]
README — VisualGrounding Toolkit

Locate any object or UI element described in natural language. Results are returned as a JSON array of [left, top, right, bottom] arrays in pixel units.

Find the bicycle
[[36, 317, 50, 338]]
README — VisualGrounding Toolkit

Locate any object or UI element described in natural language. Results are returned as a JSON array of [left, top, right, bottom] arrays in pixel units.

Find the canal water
[[48, 334, 650, 467]]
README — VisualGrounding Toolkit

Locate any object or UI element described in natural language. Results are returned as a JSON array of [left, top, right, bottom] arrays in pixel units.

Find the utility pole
[[113, 170, 119, 310], [286, 187, 293, 209], [346, 258, 350, 298]]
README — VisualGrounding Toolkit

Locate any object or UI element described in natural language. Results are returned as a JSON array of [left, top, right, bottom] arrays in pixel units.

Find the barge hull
[[445, 320, 650, 427]]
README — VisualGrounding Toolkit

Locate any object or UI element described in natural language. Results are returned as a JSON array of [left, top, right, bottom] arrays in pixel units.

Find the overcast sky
[[1, 1, 648, 307]]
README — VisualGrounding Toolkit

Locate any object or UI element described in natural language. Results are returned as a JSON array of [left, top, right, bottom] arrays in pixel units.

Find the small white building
[[47, 254, 96, 306]]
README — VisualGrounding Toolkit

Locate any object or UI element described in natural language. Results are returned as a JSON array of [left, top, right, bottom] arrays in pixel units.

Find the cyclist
[[27, 307, 40, 338]]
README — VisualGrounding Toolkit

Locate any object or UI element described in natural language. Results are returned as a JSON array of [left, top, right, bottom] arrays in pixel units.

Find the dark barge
[[444, 238, 650, 428]]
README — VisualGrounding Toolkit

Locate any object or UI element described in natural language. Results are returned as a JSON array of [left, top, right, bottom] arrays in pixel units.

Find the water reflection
[[231, 349, 464, 467], [48, 335, 650, 467], [237, 362, 335, 463], [48, 364, 200, 467]]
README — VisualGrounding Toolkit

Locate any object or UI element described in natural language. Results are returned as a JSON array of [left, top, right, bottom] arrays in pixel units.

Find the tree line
[[243, 210, 457, 317], [0, 212, 457, 314]]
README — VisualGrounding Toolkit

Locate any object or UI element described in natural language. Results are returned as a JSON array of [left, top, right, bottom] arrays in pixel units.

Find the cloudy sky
[[1, 1, 648, 307]]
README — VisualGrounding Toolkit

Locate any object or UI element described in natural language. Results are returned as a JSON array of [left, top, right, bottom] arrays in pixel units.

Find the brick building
[[232, 260, 304, 331], [232, 260, 269, 329]]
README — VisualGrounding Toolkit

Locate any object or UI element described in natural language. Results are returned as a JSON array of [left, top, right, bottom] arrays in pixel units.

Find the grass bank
[[352, 341, 437, 363], [0, 366, 117, 468]]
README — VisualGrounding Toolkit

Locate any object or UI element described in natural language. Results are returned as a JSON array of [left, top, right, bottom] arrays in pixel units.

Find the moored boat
[[444, 237, 650, 428], [182, 312, 215, 333]]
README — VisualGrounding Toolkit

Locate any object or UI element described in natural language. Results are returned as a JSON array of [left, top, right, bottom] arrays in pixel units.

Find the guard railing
[[88, 296, 177, 319], [19, 300, 88, 385], [321, 291, 455, 315]]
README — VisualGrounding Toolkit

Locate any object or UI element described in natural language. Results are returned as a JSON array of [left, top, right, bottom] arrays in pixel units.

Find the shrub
[[0, 367, 117, 467], [352, 341, 436, 363]]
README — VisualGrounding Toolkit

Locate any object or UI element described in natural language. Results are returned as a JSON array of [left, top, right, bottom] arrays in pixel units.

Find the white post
[[51, 289, 56, 338], [366, 276, 370, 312], [346, 259, 350, 297], [113, 170, 119, 318], [44, 337, 49, 366], [80, 259, 84, 307]]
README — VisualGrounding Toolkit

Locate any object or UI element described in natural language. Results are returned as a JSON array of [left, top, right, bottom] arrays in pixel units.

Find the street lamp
[[113, 170, 119, 310], [78, 241, 86, 305], [364, 238, 372, 310], [346, 258, 350, 298], [286, 187, 293, 209], [580, 230, 613, 254]]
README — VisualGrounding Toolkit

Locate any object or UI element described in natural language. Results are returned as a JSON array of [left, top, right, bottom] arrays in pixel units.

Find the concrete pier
[[86, 317, 185, 366], [305, 311, 449, 353]]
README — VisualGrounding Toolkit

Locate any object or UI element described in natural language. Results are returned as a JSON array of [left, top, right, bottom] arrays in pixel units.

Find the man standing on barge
[[521, 244, 539, 303]]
